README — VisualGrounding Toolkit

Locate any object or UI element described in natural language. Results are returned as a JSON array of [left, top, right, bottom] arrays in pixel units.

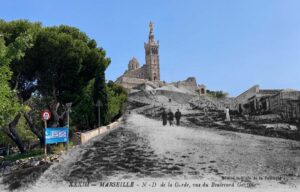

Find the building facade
[[268, 90, 300, 120], [116, 21, 207, 95], [144, 21, 160, 81], [235, 85, 300, 120], [116, 21, 160, 88]]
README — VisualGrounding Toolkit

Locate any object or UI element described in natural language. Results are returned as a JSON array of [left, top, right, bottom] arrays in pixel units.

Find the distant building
[[268, 89, 300, 120], [170, 77, 206, 95], [116, 21, 206, 95], [197, 84, 207, 95], [116, 21, 161, 88], [235, 85, 300, 120]]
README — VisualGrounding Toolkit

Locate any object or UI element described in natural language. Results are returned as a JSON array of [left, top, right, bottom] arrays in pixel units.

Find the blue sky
[[1, 0, 299, 96]]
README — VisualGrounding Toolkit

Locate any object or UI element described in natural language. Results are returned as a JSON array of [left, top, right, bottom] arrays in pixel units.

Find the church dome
[[128, 57, 140, 71]]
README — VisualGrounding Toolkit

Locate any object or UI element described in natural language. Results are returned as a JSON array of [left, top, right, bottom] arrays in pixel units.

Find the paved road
[[29, 113, 300, 191]]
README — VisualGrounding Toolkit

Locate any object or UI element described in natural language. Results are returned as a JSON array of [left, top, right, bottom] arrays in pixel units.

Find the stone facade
[[144, 21, 160, 81], [115, 76, 147, 89], [170, 77, 206, 95], [268, 90, 300, 120], [235, 85, 260, 108], [236, 85, 300, 120], [171, 77, 197, 91], [116, 22, 207, 95], [197, 84, 207, 95], [235, 85, 283, 113], [116, 21, 160, 88]]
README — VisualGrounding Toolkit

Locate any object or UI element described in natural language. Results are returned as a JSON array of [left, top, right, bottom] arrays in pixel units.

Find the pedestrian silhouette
[[203, 107, 208, 117], [168, 109, 174, 126], [224, 107, 231, 122], [175, 109, 182, 126], [161, 109, 167, 126]]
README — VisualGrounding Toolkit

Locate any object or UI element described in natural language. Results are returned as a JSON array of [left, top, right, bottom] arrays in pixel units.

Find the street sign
[[42, 110, 51, 121], [96, 99, 103, 107], [45, 127, 69, 144]]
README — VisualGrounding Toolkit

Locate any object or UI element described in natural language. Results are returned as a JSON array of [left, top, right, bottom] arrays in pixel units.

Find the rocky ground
[[24, 113, 300, 191], [0, 154, 60, 191], [129, 89, 300, 141]]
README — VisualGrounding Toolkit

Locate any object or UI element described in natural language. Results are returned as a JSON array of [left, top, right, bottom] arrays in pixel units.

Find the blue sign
[[45, 127, 69, 144]]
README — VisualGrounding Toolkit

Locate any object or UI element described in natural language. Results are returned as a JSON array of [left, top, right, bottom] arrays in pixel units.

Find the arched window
[[152, 47, 157, 54]]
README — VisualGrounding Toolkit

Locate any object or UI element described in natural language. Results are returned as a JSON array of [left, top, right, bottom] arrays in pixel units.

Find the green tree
[[0, 20, 40, 153], [1, 20, 126, 154], [93, 59, 109, 125], [0, 20, 40, 100], [0, 38, 25, 153], [23, 96, 47, 147], [0, 38, 19, 126], [72, 79, 96, 130], [23, 25, 110, 128], [106, 81, 127, 123]]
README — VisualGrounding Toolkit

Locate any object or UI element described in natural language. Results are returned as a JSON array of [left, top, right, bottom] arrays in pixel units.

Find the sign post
[[42, 110, 51, 160], [45, 127, 69, 144], [65, 103, 72, 151], [44, 120, 47, 159]]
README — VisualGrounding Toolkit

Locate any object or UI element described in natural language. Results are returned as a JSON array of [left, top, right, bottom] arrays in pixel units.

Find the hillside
[[127, 85, 300, 141]]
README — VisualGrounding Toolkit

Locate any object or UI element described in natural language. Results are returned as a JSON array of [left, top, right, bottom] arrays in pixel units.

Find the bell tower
[[144, 21, 160, 81]]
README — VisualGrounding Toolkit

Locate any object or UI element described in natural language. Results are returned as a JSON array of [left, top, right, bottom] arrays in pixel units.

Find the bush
[[106, 81, 127, 123], [206, 89, 228, 99], [71, 80, 127, 131], [0, 149, 43, 162]]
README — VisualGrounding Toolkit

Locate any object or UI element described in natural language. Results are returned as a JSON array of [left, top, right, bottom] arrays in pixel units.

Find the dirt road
[[22, 113, 300, 192]]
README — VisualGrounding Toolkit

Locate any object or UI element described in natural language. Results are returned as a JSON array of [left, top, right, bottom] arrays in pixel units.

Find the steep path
[[25, 113, 300, 191]]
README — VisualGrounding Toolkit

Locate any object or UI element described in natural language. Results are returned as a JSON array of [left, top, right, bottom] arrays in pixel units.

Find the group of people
[[161, 109, 182, 126], [160, 106, 230, 127]]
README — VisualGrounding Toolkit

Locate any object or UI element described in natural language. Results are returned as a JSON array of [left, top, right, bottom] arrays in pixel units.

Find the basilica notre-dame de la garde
[[116, 21, 207, 95], [116, 21, 161, 86]]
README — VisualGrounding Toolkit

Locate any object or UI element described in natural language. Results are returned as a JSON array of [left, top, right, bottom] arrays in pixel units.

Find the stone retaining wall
[[80, 117, 123, 144]]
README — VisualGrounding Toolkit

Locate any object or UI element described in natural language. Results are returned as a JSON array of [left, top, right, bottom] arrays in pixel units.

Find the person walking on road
[[175, 109, 182, 126], [167, 109, 174, 126], [161, 109, 167, 126]]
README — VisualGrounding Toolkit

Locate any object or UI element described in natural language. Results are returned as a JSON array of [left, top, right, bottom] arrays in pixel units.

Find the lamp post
[[66, 103, 72, 128], [96, 99, 102, 127], [66, 103, 72, 150]]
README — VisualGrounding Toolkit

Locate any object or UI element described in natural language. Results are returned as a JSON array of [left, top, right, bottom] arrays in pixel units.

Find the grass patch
[[51, 141, 75, 154], [1, 141, 76, 163], [51, 143, 66, 154], [0, 149, 43, 163]]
